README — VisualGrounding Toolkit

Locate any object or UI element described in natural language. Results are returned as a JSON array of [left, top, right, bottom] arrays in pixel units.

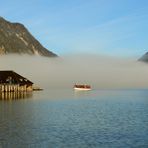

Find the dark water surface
[[0, 89, 148, 148]]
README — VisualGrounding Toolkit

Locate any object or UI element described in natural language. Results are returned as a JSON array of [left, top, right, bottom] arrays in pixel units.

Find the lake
[[0, 89, 148, 148]]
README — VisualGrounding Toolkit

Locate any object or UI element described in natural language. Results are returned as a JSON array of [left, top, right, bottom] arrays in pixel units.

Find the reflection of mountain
[[0, 92, 33, 100], [139, 52, 148, 63], [0, 16, 57, 57]]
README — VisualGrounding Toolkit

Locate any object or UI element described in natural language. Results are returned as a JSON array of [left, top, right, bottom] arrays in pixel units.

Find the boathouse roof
[[0, 71, 33, 85]]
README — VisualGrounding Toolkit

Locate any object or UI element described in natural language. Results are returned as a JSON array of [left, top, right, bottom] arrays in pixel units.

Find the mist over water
[[0, 55, 148, 147], [0, 54, 148, 89]]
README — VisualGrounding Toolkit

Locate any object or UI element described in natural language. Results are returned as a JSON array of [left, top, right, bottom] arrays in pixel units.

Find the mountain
[[138, 52, 148, 63], [0, 17, 57, 57]]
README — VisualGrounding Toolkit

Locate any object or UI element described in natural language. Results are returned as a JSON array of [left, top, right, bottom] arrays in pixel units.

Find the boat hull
[[74, 87, 91, 91]]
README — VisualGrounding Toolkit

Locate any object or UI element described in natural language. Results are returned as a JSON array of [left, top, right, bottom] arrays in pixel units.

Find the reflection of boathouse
[[0, 91, 33, 100], [0, 71, 33, 92]]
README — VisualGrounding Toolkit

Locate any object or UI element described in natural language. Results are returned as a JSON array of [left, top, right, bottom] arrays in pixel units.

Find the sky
[[0, 0, 148, 57]]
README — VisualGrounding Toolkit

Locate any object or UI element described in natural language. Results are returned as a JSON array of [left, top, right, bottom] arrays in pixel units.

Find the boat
[[74, 84, 91, 91], [33, 86, 43, 91]]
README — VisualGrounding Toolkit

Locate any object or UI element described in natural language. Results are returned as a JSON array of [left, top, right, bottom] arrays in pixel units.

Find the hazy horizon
[[0, 54, 148, 90]]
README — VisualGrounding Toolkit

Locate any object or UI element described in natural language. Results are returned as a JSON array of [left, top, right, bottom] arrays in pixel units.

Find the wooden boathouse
[[0, 71, 33, 92]]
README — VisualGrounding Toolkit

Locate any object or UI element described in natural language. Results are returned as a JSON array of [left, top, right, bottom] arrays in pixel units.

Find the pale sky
[[0, 0, 148, 57]]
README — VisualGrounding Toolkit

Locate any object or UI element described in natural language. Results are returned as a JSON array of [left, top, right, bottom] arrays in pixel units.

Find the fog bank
[[0, 54, 148, 89]]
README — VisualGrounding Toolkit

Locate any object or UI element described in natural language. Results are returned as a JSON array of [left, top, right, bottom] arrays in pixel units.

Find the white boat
[[74, 84, 91, 91]]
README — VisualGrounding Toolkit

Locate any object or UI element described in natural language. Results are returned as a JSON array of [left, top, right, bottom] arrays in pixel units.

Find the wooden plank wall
[[0, 84, 33, 92]]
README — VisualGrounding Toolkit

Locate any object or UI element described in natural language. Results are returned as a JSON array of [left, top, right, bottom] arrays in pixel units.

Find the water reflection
[[0, 90, 148, 147], [0, 91, 33, 100]]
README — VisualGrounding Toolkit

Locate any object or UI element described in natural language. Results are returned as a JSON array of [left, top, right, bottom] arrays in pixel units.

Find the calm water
[[0, 89, 148, 148]]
